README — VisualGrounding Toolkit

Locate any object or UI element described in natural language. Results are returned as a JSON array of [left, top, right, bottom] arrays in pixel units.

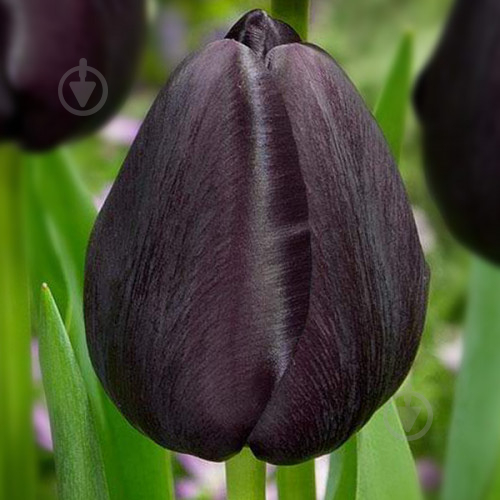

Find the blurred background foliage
[[37, 0, 469, 497]]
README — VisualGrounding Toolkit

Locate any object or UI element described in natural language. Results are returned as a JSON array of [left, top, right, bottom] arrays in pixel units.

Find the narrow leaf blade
[[325, 437, 357, 500], [356, 401, 421, 500], [374, 31, 413, 162], [39, 284, 109, 500], [442, 258, 500, 500]]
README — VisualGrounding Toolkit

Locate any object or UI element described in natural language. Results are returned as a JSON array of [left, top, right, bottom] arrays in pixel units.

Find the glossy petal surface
[[414, 0, 500, 263], [85, 39, 311, 462], [1, 0, 145, 150], [248, 44, 429, 464]]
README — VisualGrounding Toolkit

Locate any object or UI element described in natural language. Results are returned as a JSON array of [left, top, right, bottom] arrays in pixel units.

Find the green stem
[[0, 145, 36, 500], [277, 461, 316, 500], [226, 448, 266, 500], [271, 0, 310, 40]]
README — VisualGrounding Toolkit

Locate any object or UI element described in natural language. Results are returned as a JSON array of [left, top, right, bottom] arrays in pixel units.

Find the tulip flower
[[414, 0, 500, 263], [0, 0, 145, 150], [84, 10, 429, 465]]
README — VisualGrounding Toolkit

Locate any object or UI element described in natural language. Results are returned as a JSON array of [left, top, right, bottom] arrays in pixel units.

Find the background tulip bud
[[84, 10, 429, 465], [414, 0, 500, 263], [0, 0, 145, 150]]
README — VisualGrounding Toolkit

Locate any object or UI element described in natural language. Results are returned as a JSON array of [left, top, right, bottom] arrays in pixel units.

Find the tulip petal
[[248, 43, 429, 465], [3, 0, 145, 149], [0, 7, 14, 134], [414, 0, 500, 263], [225, 9, 301, 59], [84, 39, 311, 461]]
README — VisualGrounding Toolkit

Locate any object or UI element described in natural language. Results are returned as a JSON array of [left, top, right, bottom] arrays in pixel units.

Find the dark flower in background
[[0, 0, 145, 150], [85, 10, 429, 465], [414, 0, 500, 263]]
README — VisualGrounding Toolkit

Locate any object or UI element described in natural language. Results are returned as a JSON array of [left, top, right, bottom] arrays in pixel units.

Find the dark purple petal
[[414, 0, 500, 263], [1, 0, 145, 150], [84, 39, 311, 462], [225, 10, 301, 59], [0, 4, 14, 136], [247, 43, 429, 464]]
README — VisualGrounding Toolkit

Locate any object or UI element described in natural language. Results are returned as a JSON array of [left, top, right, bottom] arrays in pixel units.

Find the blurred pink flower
[[94, 184, 112, 212], [438, 331, 463, 372], [176, 454, 226, 500], [100, 116, 141, 145], [33, 403, 52, 451], [31, 339, 41, 381], [417, 458, 442, 492], [32, 339, 53, 451]]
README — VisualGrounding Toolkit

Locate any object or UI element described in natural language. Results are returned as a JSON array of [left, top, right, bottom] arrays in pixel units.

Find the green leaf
[[356, 401, 421, 500], [374, 31, 413, 162], [0, 146, 36, 500], [39, 284, 109, 500], [277, 461, 316, 500], [27, 150, 174, 500], [326, 402, 421, 500], [325, 437, 357, 500], [442, 258, 500, 500]]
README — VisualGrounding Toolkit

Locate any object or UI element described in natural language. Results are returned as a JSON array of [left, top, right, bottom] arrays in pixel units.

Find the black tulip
[[84, 10, 429, 465], [414, 0, 500, 263], [0, 0, 145, 150]]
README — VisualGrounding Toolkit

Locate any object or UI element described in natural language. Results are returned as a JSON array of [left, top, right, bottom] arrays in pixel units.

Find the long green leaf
[[0, 146, 36, 500], [39, 284, 109, 500], [27, 150, 173, 500], [326, 403, 421, 500], [374, 31, 413, 161], [326, 31, 419, 500], [442, 258, 500, 500], [356, 402, 421, 500], [325, 437, 357, 500]]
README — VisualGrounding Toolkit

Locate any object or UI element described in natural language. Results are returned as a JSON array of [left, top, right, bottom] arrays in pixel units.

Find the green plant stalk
[[226, 448, 266, 500], [277, 461, 316, 500], [271, 0, 310, 40], [0, 146, 36, 500]]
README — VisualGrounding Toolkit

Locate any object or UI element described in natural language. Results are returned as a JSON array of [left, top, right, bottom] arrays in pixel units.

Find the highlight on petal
[[247, 43, 429, 464], [85, 39, 311, 462], [414, 0, 500, 263]]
